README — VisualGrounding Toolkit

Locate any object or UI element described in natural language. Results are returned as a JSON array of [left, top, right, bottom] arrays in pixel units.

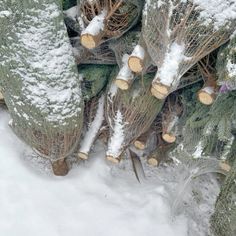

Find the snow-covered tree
[[0, 0, 84, 175], [142, 0, 236, 99]]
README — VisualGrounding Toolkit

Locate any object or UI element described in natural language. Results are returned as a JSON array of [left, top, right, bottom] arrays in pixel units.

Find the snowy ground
[[0, 108, 219, 236]]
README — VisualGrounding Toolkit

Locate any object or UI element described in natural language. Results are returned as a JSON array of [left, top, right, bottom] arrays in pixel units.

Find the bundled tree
[[0, 0, 84, 176], [142, 0, 236, 99], [106, 73, 164, 163], [78, 0, 143, 49], [72, 39, 117, 65], [217, 35, 236, 93]]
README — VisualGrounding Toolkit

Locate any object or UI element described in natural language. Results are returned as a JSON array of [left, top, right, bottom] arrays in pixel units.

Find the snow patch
[[155, 42, 186, 86]]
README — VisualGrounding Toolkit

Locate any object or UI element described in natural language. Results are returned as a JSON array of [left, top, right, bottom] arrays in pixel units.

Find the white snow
[[82, 10, 107, 36], [130, 45, 145, 60], [107, 110, 125, 158], [116, 54, 134, 82], [79, 95, 105, 155], [0, 109, 189, 236], [155, 42, 186, 86], [192, 0, 236, 29]]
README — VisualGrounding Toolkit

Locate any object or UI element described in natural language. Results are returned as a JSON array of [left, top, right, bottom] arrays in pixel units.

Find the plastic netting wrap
[[217, 35, 236, 92], [79, 64, 114, 101], [71, 38, 116, 65], [210, 159, 236, 236], [78, 0, 143, 48], [106, 73, 164, 162], [0, 0, 84, 163], [142, 0, 236, 97]]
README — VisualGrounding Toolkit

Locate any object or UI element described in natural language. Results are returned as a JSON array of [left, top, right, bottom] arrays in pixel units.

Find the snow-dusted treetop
[[0, 0, 83, 126]]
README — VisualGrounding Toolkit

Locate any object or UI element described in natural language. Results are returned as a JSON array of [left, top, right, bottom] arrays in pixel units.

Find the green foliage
[[79, 64, 115, 101]]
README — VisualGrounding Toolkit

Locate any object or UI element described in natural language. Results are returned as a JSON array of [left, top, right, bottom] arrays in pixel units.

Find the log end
[[219, 161, 231, 172], [51, 159, 69, 176], [115, 79, 130, 90], [134, 140, 146, 150], [150, 87, 167, 100], [81, 33, 98, 49], [106, 155, 121, 164], [147, 157, 158, 167], [78, 152, 88, 160], [197, 89, 215, 105], [0, 91, 4, 100], [162, 133, 176, 143], [128, 56, 143, 73]]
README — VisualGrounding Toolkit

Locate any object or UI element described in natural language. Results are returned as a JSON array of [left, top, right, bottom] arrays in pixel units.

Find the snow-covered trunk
[[115, 54, 135, 90], [0, 0, 84, 175], [128, 36, 153, 74], [78, 95, 105, 160], [210, 159, 236, 236]]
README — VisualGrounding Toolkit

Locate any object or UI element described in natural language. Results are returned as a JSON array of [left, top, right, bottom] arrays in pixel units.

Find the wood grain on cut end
[[106, 155, 120, 164], [134, 140, 146, 150], [197, 90, 215, 105], [162, 133, 176, 143], [115, 79, 130, 90], [147, 157, 158, 167], [150, 86, 167, 100], [0, 91, 4, 100], [219, 162, 231, 172], [78, 152, 88, 160], [128, 56, 144, 73], [81, 33, 100, 49]]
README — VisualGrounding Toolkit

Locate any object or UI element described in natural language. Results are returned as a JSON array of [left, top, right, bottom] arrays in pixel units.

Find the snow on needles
[[5, 2, 82, 124]]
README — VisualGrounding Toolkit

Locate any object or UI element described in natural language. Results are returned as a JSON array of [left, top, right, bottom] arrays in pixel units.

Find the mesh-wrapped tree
[[71, 38, 117, 65], [78, 0, 143, 49], [142, 0, 236, 99], [217, 35, 236, 93], [106, 73, 164, 163], [210, 158, 236, 236], [0, 0, 84, 176]]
